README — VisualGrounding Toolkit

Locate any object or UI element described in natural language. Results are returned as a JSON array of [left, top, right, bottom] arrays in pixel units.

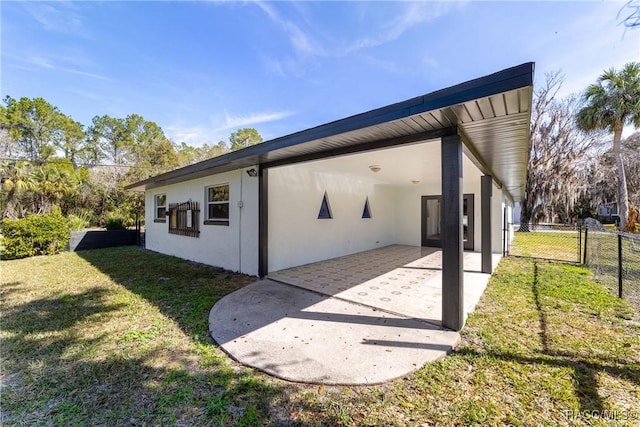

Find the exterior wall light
[[246, 168, 258, 177], [369, 165, 381, 173]]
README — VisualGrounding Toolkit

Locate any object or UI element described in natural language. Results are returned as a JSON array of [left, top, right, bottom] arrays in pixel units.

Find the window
[[362, 197, 372, 219], [205, 184, 230, 225], [317, 191, 333, 219], [154, 194, 167, 222]]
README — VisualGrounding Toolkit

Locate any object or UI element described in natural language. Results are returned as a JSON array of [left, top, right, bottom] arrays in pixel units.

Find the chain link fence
[[506, 223, 639, 315], [584, 228, 640, 314], [507, 223, 582, 263]]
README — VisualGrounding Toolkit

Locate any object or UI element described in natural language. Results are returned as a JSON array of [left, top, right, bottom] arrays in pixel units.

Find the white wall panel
[[268, 164, 396, 271], [144, 168, 259, 275]]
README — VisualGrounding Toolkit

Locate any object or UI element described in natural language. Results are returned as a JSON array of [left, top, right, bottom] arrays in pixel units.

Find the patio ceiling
[[127, 62, 533, 201]]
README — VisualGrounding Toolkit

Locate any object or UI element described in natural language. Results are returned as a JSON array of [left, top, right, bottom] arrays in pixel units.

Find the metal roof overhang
[[126, 62, 534, 201]]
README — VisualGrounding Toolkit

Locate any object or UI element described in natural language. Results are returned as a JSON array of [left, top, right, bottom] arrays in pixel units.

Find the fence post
[[578, 225, 582, 264], [618, 233, 623, 299], [583, 227, 588, 264]]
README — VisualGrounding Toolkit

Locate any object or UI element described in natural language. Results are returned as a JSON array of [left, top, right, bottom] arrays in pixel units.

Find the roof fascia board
[[410, 63, 534, 117]]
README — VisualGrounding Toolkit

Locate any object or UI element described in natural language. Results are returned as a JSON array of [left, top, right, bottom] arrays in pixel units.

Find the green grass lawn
[[2, 247, 639, 426], [509, 230, 583, 262], [510, 228, 640, 315]]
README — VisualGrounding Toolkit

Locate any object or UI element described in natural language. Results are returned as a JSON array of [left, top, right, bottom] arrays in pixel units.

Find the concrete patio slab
[[209, 279, 460, 385], [209, 245, 500, 385]]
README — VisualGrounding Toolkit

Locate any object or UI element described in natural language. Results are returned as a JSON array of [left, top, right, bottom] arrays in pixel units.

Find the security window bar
[[168, 200, 200, 237], [154, 194, 167, 222], [205, 184, 230, 225]]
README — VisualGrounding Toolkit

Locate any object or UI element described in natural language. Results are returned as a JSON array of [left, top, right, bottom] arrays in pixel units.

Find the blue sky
[[2, 1, 638, 147]]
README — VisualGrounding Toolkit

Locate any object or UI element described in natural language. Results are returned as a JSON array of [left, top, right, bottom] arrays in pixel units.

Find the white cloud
[[253, 1, 460, 78], [60, 67, 113, 82], [165, 110, 294, 146], [214, 110, 295, 132], [19, 54, 114, 82], [342, 2, 461, 55], [165, 124, 216, 146], [254, 1, 325, 57], [28, 56, 55, 69], [22, 2, 88, 37]]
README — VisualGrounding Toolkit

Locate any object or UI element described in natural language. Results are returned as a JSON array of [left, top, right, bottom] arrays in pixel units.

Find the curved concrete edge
[[209, 280, 460, 385]]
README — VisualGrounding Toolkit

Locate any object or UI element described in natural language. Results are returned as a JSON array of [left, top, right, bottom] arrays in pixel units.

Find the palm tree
[[0, 161, 33, 219], [577, 62, 640, 231], [30, 164, 73, 214]]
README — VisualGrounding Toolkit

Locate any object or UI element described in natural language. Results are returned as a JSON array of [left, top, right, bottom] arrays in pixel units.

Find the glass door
[[421, 196, 442, 247], [421, 194, 474, 250]]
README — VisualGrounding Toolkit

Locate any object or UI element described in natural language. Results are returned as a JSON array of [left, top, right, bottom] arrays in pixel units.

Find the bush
[[1, 213, 71, 260], [68, 208, 97, 228], [67, 214, 89, 231], [104, 214, 126, 230]]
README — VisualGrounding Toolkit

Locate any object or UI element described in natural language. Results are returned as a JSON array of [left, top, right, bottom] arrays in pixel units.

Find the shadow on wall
[[68, 229, 140, 251]]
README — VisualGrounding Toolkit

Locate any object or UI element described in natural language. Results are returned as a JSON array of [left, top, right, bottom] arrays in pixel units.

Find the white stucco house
[[127, 63, 534, 330]]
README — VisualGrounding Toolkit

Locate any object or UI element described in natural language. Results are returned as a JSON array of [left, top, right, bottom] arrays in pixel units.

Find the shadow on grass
[[65, 247, 297, 423], [2, 287, 126, 333], [527, 260, 639, 415], [456, 346, 640, 415], [75, 247, 253, 336], [0, 281, 26, 299], [3, 324, 277, 425], [2, 247, 343, 425]]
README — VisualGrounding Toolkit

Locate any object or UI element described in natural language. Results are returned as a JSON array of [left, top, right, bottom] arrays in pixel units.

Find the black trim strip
[[481, 175, 493, 274], [441, 134, 464, 331], [258, 167, 268, 278]]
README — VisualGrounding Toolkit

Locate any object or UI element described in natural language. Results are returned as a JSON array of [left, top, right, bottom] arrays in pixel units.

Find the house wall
[[268, 152, 502, 272], [268, 165, 396, 272], [394, 155, 485, 252], [142, 153, 511, 275], [145, 168, 259, 275]]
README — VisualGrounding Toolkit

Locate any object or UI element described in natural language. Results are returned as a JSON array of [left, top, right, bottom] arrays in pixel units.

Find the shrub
[[1, 213, 70, 259], [67, 214, 89, 231], [68, 208, 97, 228], [104, 214, 126, 230]]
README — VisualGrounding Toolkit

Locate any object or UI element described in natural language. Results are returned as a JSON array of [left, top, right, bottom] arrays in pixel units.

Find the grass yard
[[509, 230, 583, 262], [2, 247, 639, 426], [510, 227, 640, 316]]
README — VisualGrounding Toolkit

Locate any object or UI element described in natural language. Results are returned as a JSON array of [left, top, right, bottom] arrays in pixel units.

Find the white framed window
[[154, 194, 167, 222], [204, 184, 229, 225]]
